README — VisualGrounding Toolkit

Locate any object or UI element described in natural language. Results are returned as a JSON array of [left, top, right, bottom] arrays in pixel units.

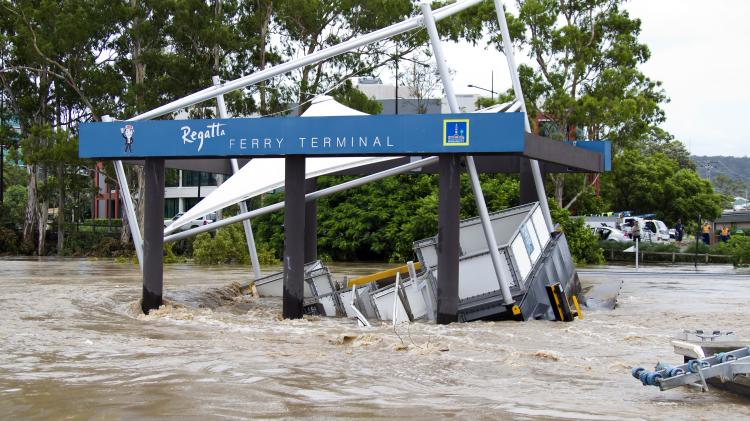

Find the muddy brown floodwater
[[0, 257, 748, 420]]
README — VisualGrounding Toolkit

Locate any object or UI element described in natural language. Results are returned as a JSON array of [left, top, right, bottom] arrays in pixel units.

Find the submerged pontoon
[[249, 201, 583, 323]]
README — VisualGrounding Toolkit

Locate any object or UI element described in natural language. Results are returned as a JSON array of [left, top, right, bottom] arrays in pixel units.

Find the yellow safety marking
[[347, 262, 422, 288], [512, 305, 521, 316], [548, 285, 565, 321], [572, 295, 583, 320]]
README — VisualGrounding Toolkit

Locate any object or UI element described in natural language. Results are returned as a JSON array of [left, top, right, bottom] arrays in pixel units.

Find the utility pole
[[698, 161, 718, 183], [491, 70, 494, 101]]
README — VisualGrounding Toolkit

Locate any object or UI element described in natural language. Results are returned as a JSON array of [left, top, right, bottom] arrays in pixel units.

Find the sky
[[407, 0, 749, 157]]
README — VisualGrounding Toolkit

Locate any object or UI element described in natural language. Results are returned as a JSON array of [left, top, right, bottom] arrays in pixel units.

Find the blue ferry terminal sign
[[79, 113, 526, 159]]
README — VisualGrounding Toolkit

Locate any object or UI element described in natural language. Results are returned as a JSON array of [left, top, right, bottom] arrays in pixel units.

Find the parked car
[[591, 225, 630, 243], [163, 212, 217, 230]]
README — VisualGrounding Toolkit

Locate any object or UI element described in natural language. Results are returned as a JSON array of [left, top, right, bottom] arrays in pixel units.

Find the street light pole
[[393, 53, 430, 115], [395, 55, 399, 115], [467, 84, 497, 97]]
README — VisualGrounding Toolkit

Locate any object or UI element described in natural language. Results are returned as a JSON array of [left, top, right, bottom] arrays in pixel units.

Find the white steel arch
[[112, 0, 552, 294]]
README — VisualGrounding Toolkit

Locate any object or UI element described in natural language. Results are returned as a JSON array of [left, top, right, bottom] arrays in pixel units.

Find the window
[[164, 198, 179, 218], [165, 169, 180, 187], [181, 171, 218, 187], [183, 197, 200, 210]]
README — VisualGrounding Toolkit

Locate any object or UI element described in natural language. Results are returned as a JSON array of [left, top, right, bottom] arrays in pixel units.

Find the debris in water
[[531, 350, 561, 361], [330, 333, 382, 347]]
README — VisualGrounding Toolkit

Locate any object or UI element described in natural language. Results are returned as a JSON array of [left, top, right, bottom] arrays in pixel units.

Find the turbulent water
[[1, 258, 748, 420]]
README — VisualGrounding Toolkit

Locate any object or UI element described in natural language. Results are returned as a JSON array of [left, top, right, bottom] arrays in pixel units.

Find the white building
[[164, 169, 222, 217]]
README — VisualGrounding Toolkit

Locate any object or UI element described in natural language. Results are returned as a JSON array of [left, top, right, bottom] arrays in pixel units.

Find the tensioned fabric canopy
[[163, 95, 402, 234]]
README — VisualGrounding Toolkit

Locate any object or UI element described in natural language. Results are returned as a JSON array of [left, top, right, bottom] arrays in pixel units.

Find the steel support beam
[[283, 156, 306, 319], [437, 155, 461, 324], [142, 158, 164, 314], [519, 157, 537, 205], [304, 178, 318, 262], [212, 76, 263, 279], [494, 0, 554, 232], [102, 116, 143, 272], [421, 2, 514, 305]]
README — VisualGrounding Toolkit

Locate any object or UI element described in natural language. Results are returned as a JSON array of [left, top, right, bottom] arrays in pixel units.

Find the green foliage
[[249, 172, 519, 263], [163, 242, 185, 264], [714, 236, 750, 266], [711, 174, 748, 198], [193, 230, 244, 265], [638, 242, 679, 253], [192, 224, 278, 265], [0, 158, 27, 187], [82, 218, 123, 226], [315, 174, 440, 262], [643, 137, 696, 171], [330, 80, 382, 114], [549, 200, 604, 265], [684, 241, 711, 254], [0, 226, 19, 254], [2, 184, 27, 227], [61, 232, 132, 257], [510, 0, 666, 150], [255, 244, 280, 266], [601, 149, 724, 225], [273, 0, 416, 113]]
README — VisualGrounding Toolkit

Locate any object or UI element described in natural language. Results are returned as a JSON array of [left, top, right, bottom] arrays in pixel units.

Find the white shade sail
[[163, 96, 399, 234]]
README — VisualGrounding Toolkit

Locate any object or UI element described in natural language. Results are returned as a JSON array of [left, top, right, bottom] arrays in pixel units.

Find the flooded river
[[1, 257, 748, 420]]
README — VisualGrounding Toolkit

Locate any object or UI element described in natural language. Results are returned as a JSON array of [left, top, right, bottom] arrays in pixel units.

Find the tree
[[549, 199, 603, 264], [601, 149, 724, 225], [273, 0, 416, 113], [641, 133, 695, 171], [502, 0, 667, 206], [1, 0, 121, 254], [712, 174, 748, 198], [329, 79, 382, 114], [400, 55, 443, 114]]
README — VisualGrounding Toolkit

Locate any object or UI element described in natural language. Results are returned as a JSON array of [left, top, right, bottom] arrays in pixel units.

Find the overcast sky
[[422, 0, 749, 157]]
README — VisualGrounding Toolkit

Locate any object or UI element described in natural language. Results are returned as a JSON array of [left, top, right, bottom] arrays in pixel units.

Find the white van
[[642, 219, 670, 242], [621, 217, 670, 243]]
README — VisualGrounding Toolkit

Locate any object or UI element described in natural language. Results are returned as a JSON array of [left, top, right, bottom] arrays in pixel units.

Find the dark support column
[[519, 157, 538, 205], [304, 177, 317, 263], [436, 154, 461, 325], [142, 159, 165, 314], [283, 156, 306, 319]]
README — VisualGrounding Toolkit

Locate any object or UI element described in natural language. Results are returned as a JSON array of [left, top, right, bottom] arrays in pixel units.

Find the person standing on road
[[702, 222, 711, 244], [674, 219, 684, 244]]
